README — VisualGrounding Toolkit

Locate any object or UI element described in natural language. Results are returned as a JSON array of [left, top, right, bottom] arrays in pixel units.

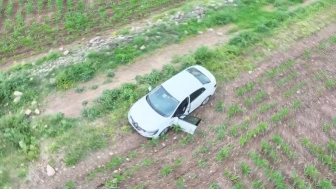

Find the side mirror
[[148, 86, 152, 92]]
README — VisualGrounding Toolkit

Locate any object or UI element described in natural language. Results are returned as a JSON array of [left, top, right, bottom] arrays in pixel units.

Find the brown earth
[[23, 22, 336, 189], [43, 25, 234, 117]]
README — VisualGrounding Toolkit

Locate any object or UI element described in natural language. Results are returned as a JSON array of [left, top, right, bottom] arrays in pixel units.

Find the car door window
[[173, 97, 189, 117], [190, 88, 205, 103]]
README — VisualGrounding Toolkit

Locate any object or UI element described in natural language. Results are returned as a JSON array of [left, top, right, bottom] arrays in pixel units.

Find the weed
[[215, 100, 225, 112], [228, 104, 241, 118], [198, 159, 208, 167], [303, 49, 311, 59], [292, 99, 301, 110], [254, 91, 267, 103], [239, 162, 251, 176], [258, 102, 276, 113], [325, 79, 336, 88], [65, 180, 76, 189], [141, 158, 153, 167], [172, 125, 183, 133], [216, 145, 233, 161], [317, 179, 335, 189], [271, 107, 289, 123], [209, 183, 220, 189], [130, 183, 147, 189], [82, 101, 88, 106], [232, 182, 244, 189], [179, 134, 194, 146], [106, 69, 115, 78], [161, 166, 173, 176], [223, 169, 240, 184], [90, 85, 98, 90], [148, 138, 159, 147], [75, 86, 85, 93], [229, 125, 239, 137], [304, 165, 319, 181], [175, 177, 185, 188], [252, 180, 265, 189]]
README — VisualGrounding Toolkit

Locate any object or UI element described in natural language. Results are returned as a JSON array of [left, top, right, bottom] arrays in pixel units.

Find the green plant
[[82, 101, 88, 106], [209, 183, 219, 189], [239, 162, 251, 176], [198, 159, 208, 167], [271, 108, 289, 123], [65, 180, 76, 189], [75, 86, 85, 93], [292, 99, 301, 110], [258, 102, 276, 113], [175, 177, 185, 188], [228, 104, 241, 118], [216, 145, 233, 161], [223, 169, 240, 184], [106, 69, 115, 78], [252, 180, 265, 189], [304, 165, 319, 181], [215, 100, 225, 112], [317, 179, 335, 189], [172, 125, 183, 133]]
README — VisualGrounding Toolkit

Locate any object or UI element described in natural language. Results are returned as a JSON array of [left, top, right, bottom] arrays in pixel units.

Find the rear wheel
[[201, 96, 211, 106]]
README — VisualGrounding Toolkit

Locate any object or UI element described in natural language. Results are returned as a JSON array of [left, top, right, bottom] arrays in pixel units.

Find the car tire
[[159, 127, 170, 137], [201, 96, 211, 106]]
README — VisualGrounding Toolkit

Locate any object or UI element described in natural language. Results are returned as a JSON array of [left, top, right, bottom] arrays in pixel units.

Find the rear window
[[187, 67, 211, 84]]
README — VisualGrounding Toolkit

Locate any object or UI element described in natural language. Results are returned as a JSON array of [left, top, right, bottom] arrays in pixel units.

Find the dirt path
[[43, 26, 234, 117], [23, 22, 336, 189]]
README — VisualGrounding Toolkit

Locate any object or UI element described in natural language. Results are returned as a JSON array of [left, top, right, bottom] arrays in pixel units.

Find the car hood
[[129, 96, 168, 132]]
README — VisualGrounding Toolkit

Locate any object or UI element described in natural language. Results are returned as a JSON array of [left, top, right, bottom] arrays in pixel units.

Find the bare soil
[[43, 26, 234, 117], [23, 23, 336, 189]]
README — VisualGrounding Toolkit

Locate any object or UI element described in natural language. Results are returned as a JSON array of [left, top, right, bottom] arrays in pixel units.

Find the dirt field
[[24, 22, 336, 189]]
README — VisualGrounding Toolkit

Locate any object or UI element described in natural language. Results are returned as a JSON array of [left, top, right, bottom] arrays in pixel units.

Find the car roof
[[161, 66, 204, 101]]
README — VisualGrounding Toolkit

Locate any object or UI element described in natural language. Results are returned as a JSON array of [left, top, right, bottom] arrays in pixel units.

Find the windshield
[[146, 86, 179, 117]]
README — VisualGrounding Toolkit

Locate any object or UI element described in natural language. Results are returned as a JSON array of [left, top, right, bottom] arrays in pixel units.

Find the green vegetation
[[1, 0, 336, 187]]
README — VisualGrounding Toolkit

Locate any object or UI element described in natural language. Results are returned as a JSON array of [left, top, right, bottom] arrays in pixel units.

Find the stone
[[14, 91, 23, 97], [49, 78, 56, 85], [184, 30, 189, 35], [140, 45, 146, 50], [63, 50, 69, 56], [109, 152, 114, 156], [34, 109, 40, 115], [13, 97, 21, 103], [207, 28, 214, 31], [162, 143, 166, 147], [25, 109, 32, 116], [113, 170, 118, 173], [228, 0, 234, 3], [59, 47, 64, 51], [198, 31, 203, 34], [216, 32, 224, 36], [31, 101, 37, 106], [46, 164, 56, 177]]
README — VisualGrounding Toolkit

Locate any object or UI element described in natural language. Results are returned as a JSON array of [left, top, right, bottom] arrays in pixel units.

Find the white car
[[128, 65, 216, 138]]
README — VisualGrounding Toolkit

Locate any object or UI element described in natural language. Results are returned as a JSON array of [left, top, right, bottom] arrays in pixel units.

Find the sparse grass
[[75, 86, 85, 93], [216, 145, 233, 161], [65, 180, 76, 189], [239, 162, 251, 176], [209, 183, 220, 189], [258, 102, 276, 113], [271, 107, 289, 123], [160, 158, 183, 176], [228, 104, 241, 118], [215, 100, 225, 112], [223, 169, 240, 184], [304, 165, 319, 181], [175, 177, 185, 188]]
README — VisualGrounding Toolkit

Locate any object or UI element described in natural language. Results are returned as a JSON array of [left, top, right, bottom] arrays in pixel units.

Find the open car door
[[177, 115, 202, 135]]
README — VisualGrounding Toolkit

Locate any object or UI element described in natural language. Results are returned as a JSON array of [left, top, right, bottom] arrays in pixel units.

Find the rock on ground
[[46, 164, 56, 177]]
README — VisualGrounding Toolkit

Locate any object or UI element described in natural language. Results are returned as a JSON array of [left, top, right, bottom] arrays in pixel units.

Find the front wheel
[[201, 96, 211, 106], [159, 127, 170, 137]]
